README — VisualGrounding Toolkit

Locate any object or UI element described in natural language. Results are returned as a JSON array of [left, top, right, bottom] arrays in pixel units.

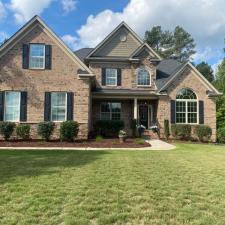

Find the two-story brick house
[[0, 16, 221, 140]]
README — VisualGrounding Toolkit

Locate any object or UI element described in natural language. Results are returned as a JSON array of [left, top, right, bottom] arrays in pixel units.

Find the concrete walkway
[[0, 140, 175, 151]]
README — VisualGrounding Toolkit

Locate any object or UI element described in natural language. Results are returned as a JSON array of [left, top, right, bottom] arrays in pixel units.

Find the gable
[[93, 26, 141, 57]]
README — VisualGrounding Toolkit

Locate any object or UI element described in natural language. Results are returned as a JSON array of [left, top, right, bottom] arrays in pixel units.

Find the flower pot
[[119, 136, 126, 143]]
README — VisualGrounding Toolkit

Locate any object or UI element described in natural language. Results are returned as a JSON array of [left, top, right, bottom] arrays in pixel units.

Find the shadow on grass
[[0, 150, 109, 184]]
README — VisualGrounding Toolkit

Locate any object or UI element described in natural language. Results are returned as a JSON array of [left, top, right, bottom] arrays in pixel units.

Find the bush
[[164, 120, 170, 140], [130, 119, 137, 137], [37, 122, 55, 141], [95, 135, 103, 142], [194, 125, 212, 142], [171, 124, 192, 140], [94, 120, 124, 137], [135, 138, 145, 145], [217, 127, 225, 143], [0, 122, 16, 140], [16, 124, 31, 140], [60, 121, 79, 142]]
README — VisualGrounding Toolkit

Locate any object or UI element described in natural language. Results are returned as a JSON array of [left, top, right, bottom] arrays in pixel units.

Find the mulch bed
[[0, 138, 151, 148]]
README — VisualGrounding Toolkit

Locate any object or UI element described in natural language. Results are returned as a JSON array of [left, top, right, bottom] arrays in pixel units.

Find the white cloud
[[0, 1, 7, 21], [8, 0, 53, 24], [69, 0, 225, 64], [61, 34, 81, 50], [212, 59, 223, 75], [61, 0, 76, 14]]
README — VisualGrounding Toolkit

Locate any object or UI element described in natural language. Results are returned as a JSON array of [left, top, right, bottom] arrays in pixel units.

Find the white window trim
[[100, 102, 121, 120], [136, 67, 151, 87], [50, 92, 67, 122], [29, 44, 45, 70], [175, 99, 199, 125], [105, 68, 117, 86], [4, 91, 21, 122]]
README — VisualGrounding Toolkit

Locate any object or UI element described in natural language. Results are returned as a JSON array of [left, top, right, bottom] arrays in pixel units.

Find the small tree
[[16, 124, 31, 140], [164, 120, 170, 141], [60, 121, 79, 142], [0, 122, 16, 140], [37, 122, 55, 141]]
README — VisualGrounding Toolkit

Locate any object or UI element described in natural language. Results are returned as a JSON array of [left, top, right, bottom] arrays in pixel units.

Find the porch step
[[143, 130, 159, 140]]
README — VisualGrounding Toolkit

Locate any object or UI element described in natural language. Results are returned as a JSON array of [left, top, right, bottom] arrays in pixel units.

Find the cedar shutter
[[171, 100, 176, 124], [117, 68, 122, 86], [44, 92, 51, 121], [45, 45, 52, 69], [67, 92, 74, 120], [102, 68, 106, 86], [199, 100, 204, 124], [22, 44, 29, 69], [0, 92, 4, 121], [20, 92, 27, 121]]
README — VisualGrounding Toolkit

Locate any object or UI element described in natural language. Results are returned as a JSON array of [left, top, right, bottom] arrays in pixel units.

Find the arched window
[[137, 67, 150, 86], [176, 88, 198, 124]]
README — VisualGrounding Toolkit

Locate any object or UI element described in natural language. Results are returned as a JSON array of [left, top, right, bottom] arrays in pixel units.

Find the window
[[137, 67, 150, 86], [51, 92, 67, 121], [4, 91, 21, 122], [101, 102, 121, 120], [29, 44, 45, 69], [176, 89, 198, 124], [106, 69, 117, 86]]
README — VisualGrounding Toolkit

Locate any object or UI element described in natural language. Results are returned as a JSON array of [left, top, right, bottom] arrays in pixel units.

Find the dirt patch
[[0, 138, 150, 148]]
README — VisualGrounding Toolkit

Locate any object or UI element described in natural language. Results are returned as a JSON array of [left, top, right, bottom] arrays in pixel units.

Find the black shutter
[[67, 92, 74, 120], [117, 68, 121, 86], [171, 100, 176, 124], [199, 100, 204, 124], [20, 92, 27, 121], [0, 92, 4, 121], [102, 68, 106, 86], [45, 45, 52, 70], [22, 44, 29, 69], [44, 92, 51, 121]]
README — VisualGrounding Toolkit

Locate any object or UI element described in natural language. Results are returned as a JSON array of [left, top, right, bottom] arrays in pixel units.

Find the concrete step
[[143, 130, 159, 140]]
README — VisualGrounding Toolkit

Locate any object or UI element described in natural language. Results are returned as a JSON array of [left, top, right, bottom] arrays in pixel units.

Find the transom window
[[29, 44, 45, 69], [101, 102, 121, 120], [51, 92, 67, 122], [176, 88, 198, 124], [4, 91, 21, 122], [137, 67, 150, 86], [106, 69, 117, 86]]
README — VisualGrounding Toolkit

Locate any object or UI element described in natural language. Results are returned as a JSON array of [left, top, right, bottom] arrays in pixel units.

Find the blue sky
[[0, 0, 225, 72]]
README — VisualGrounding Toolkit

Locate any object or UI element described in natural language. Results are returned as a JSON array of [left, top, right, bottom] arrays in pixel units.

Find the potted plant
[[118, 130, 127, 143], [136, 124, 146, 137]]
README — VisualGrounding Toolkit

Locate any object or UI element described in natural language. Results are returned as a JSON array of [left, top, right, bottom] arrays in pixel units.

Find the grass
[[0, 143, 225, 225]]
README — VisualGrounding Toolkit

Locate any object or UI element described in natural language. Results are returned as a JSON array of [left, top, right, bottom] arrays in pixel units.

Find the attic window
[[120, 34, 127, 42]]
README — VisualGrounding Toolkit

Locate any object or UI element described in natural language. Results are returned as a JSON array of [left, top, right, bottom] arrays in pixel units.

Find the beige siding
[[93, 27, 141, 57]]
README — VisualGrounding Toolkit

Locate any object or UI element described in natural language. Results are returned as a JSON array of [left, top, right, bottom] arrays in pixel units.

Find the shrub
[[94, 120, 124, 137], [0, 122, 16, 140], [217, 127, 225, 143], [164, 120, 170, 140], [135, 138, 145, 145], [95, 135, 103, 142], [130, 119, 137, 137], [194, 125, 212, 142], [171, 124, 192, 140], [16, 124, 31, 140], [37, 122, 55, 141], [60, 121, 79, 142]]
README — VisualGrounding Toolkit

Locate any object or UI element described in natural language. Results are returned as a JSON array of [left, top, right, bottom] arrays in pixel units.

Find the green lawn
[[0, 144, 225, 225]]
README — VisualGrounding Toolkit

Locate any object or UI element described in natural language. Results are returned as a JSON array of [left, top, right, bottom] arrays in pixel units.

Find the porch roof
[[92, 88, 159, 99]]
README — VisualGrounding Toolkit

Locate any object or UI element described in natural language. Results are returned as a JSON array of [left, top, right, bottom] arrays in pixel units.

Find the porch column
[[134, 98, 138, 119]]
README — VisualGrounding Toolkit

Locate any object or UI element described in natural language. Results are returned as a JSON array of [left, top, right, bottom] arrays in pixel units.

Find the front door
[[139, 105, 149, 128]]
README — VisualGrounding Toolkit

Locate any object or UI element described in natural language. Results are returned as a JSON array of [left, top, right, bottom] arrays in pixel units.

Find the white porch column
[[134, 98, 138, 119]]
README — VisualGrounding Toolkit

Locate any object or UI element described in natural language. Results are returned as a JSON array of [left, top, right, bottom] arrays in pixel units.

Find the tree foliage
[[144, 26, 196, 62], [196, 62, 214, 83]]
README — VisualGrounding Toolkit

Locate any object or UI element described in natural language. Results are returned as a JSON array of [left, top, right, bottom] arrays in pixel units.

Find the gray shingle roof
[[74, 48, 94, 62], [156, 59, 185, 90]]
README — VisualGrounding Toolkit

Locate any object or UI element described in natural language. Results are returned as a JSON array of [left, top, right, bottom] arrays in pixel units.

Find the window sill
[[137, 85, 151, 87]]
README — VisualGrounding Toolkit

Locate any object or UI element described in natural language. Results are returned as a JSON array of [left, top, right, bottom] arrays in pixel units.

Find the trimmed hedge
[[0, 122, 16, 140], [60, 121, 79, 142], [16, 124, 31, 140], [217, 127, 225, 143], [171, 124, 192, 140], [194, 125, 212, 142], [37, 122, 55, 141], [94, 120, 124, 137]]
